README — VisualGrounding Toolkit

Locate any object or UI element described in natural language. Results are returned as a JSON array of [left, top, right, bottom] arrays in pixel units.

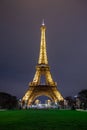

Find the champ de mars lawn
[[0, 109, 87, 130]]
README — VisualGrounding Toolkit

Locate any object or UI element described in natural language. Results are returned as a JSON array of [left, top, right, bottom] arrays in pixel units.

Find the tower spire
[[38, 21, 48, 64], [42, 19, 45, 26]]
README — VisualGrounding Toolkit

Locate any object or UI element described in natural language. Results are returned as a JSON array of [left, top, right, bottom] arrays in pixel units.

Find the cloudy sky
[[0, 0, 87, 99]]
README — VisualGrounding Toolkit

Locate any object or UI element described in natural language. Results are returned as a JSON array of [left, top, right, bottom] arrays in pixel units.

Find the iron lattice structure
[[22, 22, 64, 105]]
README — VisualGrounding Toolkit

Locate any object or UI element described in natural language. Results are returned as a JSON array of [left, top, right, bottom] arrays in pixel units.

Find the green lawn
[[0, 109, 87, 130]]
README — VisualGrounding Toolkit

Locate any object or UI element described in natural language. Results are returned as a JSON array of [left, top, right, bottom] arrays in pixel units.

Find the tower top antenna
[[42, 19, 45, 26]]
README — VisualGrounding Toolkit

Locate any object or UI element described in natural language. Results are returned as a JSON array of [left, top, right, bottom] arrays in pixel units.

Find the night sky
[[0, 0, 87, 99]]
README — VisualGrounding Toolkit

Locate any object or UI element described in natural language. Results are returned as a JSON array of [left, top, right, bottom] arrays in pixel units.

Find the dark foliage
[[0, 92, 18, 109], [65, 96, 75, 106], [78, 89, 87, 109], [78, 89, 87, 99]]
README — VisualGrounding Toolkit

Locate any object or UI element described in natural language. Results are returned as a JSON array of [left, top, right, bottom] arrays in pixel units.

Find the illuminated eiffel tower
[[22, 21, 63, 106]]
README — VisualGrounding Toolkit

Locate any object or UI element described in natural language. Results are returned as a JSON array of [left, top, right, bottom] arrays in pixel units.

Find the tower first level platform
[[22, 21, 64, 105]]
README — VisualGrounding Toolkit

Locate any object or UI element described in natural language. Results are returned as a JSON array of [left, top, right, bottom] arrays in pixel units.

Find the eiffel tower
[[22, 21, 63, 106]]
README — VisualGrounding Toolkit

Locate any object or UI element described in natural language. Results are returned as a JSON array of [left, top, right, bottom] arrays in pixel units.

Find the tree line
[[0, 92, 18, 109], [0, 89, 87, 110]]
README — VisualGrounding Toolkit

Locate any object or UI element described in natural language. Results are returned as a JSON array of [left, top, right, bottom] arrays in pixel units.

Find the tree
[[0, 92, 18, 109], [78, 89, 87, 109]]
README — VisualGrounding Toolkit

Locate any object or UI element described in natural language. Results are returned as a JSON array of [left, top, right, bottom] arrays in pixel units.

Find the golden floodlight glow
[[38, 24, 48, 64], [22, 22, 64, 106]]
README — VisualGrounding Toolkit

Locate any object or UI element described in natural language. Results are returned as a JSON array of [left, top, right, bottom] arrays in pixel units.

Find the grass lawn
[[0, 109, 87, 130]]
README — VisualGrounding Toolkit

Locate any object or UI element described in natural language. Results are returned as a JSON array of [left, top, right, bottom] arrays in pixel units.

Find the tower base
[[22, 85, 63, 106]]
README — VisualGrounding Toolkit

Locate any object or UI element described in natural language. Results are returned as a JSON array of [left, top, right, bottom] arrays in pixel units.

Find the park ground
[[0, 109, 87, 130]]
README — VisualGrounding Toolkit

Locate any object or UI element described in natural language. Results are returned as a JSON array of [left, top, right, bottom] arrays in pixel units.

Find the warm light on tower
[[22, 21, 64, 106], [42, 19, 45, 26]]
